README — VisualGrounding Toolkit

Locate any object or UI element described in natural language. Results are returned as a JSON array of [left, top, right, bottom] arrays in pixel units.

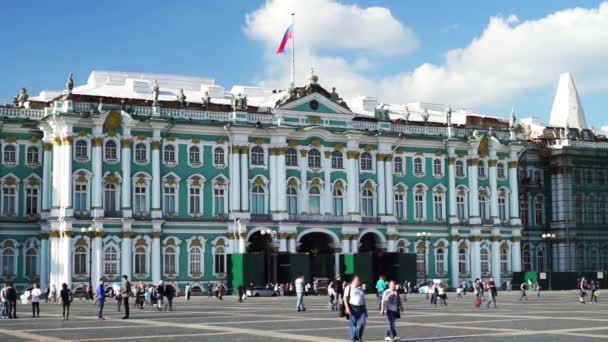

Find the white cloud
[[246, 1, 608, 111]]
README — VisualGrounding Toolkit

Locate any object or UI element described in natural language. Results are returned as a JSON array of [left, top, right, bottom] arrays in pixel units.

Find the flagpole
[[291, 12, 295, 86]]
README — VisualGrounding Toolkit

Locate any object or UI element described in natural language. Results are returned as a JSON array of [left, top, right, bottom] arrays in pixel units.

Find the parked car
[[246, 287, 278, 297]]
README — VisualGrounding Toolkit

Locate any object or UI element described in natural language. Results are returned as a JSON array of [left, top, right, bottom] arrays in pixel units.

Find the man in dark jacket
[[120, 275, 131, 319], [164, 282, 175, 311], [5, 282, 17, 319]]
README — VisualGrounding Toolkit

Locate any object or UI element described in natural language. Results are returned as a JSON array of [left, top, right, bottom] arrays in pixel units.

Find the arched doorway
[[247, 231, 275, 285], [359, 232, 385, 284], [298, 232, 336, 280]]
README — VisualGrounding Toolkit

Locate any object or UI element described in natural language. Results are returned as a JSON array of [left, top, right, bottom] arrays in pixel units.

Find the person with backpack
[[164, 282, 176, 311], [59, 283, 73, 320], [381, 280, 402, 341], [519, 281, 528, 301], [344, 275, 367, 342]]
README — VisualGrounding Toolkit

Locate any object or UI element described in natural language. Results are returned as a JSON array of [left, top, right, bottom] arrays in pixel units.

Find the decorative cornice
[[49, 230, 60, 238], [511, 236, 522, 242], [490, 235, 501, 242], [61, 231, 73, 238], [121, 231, 133, 239]]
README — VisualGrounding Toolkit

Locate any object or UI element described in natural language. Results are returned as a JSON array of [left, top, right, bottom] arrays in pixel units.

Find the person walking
[[51, 284, 57, 304], [96, 278, 106, 320], [45, 286, 50, 303], [164, 282, 175, 311], [519, 281, 528, 301], [31, 283, 41, 318], [579, 277, 588, 304], [344, 275, 367, 342], [157, 280, 165, 311], [438, 284, 447, 306], [5, 282, 17, 319], [381, 280, 402, 341], [1, 283, 7, 319], [237, 285, 244, 303], [59, 283, 73, 320], [295, 274, 306, 312], [486, 277, 497, 308], [185, 283, 191, 300], [376, 275, 388, 311], [535, 282, 542, 298], [207, 282, 213, 298], [120, 275, 131, 319]]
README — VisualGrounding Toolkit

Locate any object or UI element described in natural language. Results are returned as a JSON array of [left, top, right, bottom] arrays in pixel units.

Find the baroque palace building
[[0, 69, 530, 291]]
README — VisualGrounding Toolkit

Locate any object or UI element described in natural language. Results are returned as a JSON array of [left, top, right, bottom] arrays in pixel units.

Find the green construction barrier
[[277, 253, 311, 283], [341, 254, 356, 277], [228, 253, 265, 292], [355, 252, 374, 292]]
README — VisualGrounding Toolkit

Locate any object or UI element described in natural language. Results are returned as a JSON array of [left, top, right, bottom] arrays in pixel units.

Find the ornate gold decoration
[[62, 136, 73, 145], [508, 160, 518, 168], [74, 237, 87, 246], [62, 231, 74, 238], [311, 139, 321, 147], [435, 150, 444, 156], [341, 234, 353, 240], [466, 158, 479, 166], [324, 151, 331, 159], [29, 136, 39, 143], [166, 135, 176, 142], [276, 147, 286, 155], [4, 177, 16, 186], [334, 143, 344, 151], [190, 239, 202, 247], [387, 234, 399, 241], [363, 180, 374, 189], [346, 151, 359, 159], [91, 137, 103, 147], [448, 157, 456, 165], [488, 159, 498, 167], [121, 231, 133, 239], [4, 136, 17, 143], [394, 148, 404, 155], [254, 138, 264, 145], [136, 174, 147, 185], [479, 189, 488, 196], [395, 184, 405, 192], [310, 178, 321, 186], [287, 178, 298, 187], [511, 236, 522, 242], [39, 232, 49, 240], [78, 130, 87, 137], [363, 145, 373, 152], [478, 135, 489, 157], [53, 137, 62, 146], [107, 129, 117, 137], [436, 241, 446, 248], [105, 174, 120, 184], [268, 147, 276, 156], [240, 146, 249, 153], [165, 177, 177, 185], [299, 149, 308, 157], [135, 237, 147, 246], [306, 115, 321, 124], [151, 140, 162, 150], [152, 231, 162, 239], [414, 151, 424, 156], [166, 237, 176, 245], [43, 142, 53, 151], [470, 235, 482, 242], [76, 170, 88, 183], [49, 230, 61, 238], [121, 138, 133, 148], [288, 140, 299, 148], [104, 111, 122, 131], [451, 235, 460, 241], [253, 176, 265, 185], [27, 178, 40, 186], [500, 242, 509, 250], [137, 135, 147, 141], [435, 188, 445, 194], [334, 180, 344, 189]]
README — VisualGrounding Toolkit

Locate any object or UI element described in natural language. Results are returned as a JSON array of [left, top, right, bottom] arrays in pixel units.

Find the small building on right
[[519, 72, 608, 278]]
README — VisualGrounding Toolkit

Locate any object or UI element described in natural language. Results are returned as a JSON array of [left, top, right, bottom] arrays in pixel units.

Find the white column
[[121, 137, 132, 217], [323, 152, 332, 215], [230, 146, 241, 215], [489, 158, 499, 224], [60, 231, 73, 286], [468, 153, 481, 224], [51, 140, 61, 215], [351, 235, 359, 254], [41, 143, 52, 218], [92, 231, 103, 285], [342, 235, 351, 254], [276, 148, 288, 219], [288, 235, 297, 254], [48, 230, 59, 289], [385, 156, 394, 216], [511, 231, 522, 272], [470, 228, 481, 280], [39, 234, 49, 289], [240, 147, 249, 213], [299, 150, 308, 214], [508, 156, 521, 225], [151, 138, 162, 218], [334, 253, 340, 276], [121, 223, 132, 278], [377, 154, 386, 216], [346, 152, 360, 221], [387, 237, 396, 252], [91, 132, 103, 218], [450, 232, 459, 288], [151, 223, 162, 284], [279, 233, 288, 252], [269, 148, 277, 214], [448, 150, 458, 224], [491, 228, 501, 285]]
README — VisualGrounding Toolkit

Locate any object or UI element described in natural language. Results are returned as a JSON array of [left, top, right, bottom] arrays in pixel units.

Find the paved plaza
[[0, 291, 607, 341]]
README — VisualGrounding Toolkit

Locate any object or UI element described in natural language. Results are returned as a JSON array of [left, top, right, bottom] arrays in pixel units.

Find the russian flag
[[276, 24, 293, 54]]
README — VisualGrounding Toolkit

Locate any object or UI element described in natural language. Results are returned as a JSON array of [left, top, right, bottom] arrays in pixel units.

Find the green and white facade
[[0, 70, 526, 291]]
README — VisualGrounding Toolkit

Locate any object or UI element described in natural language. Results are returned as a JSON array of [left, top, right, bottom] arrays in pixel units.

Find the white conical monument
[[548, 72, 588, 129]]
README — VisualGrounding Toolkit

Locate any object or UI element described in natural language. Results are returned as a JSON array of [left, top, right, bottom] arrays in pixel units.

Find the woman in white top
[[381, 280, 402, 341], [344, 275, 366, 342], [31, 283, 42, 318]]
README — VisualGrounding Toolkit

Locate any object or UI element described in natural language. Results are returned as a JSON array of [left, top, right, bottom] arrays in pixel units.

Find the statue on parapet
[[232, 93, 248, 111], [374, 103, 390, 121], [201, 91, 210, 108], [13, 88, 28, 107], [403, 106, 410, 122], [66, 73, 74, 99], [422, 109, 430, 123], [152, 80, 160, 106], [446, 105, 452, 126], [177, 89, 186, 106]]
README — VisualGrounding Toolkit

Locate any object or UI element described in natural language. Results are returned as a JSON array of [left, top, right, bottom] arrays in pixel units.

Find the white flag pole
[[291, 12, 295, 86]]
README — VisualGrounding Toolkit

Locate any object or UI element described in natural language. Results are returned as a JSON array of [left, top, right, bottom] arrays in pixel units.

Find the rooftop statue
[[509, 109, 517, 140], [66, 73, 74, 99], [422, 109, 430, 123], [304, 68, 319, 95], [13, 88, 28, 108], [152, 80, 160, 106], [201, 91, 210, 108], [177, 88, 186, 106], [374, 103, 390, 121], [403, 106, 410, 122], [232, 93, 248, 111], [446, 105, 452, 126]]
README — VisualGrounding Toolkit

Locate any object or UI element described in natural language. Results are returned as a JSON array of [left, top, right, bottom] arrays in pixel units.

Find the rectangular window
[[414, 193, 424, 220], [214, 188, 225, 215], [436, 251, 445, 275], [456, 196, 465, 221], [25, 187, 38, 216], [74, 184, 87, 211], [104, 186, 117, 214], [189, 187, 201, 214], [394, 193, 404, 219], [2, 187, 16, 215], [163, 186, 176, 214], [433, 195, 443, 221], [498, 197, 507, 222], [215, 252, 225, 274], [134, 186, 147, 214]]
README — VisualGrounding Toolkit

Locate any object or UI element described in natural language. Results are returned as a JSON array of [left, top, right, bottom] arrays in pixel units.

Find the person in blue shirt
[[376, 275, 388, 311], [96, 278, 106, 320]]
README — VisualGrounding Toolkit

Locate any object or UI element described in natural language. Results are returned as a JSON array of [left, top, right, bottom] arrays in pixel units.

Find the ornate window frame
[[73, 137, 90, 163], [211, 174, 228, 217], [162, 141, 178, 167], [133, 140, 150, 165], [186, 236, 207, 279], [132, 172, 151, 216], [186, 174, 205, 217], [73, 169, 92, 214], [162, 172, 181, 217], [2, 142, 18, 167], [25, 143, 41, 168], [23, 174, 42, 217], [162, 236, 182, 278], [103, 137, 120, 164], [0, 174, 20, 217], [187, 142, 203, 168]]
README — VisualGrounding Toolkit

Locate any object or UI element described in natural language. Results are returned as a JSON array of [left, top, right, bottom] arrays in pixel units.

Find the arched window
[[394, 157, 403, 174], [308, 149, 321, 168], [104, 246, 118, 275], [3, 145, 16, 164], [413, 157, 424, 175], [456, 189, 466, 221], [433, 159, 443, 176], [25, 248, 38, 276], [397, 240, 408, 254], [458, 248, 468, 273], [478, 160, 486, 178], [214, 246, 226, 274], [331, 151, 343, 169], [360, 152, 372, 171], [416, 244, 426, 274], [436, 248, 445, 275], [251, 146, 265, 166], [332, 187, 344, 216], [480, 248, 490, 273], [214, 147, 225, 166], [455, 160, 465, 177], [287, 187, 298, 215], [104, 140, 117, 161], [164, 144, 176, 164], [251, 185, 265, 214], [189, 246, 202, 275], [164, 246, 177, 274], [535, 195, 544, 225], [309, 186, 321, 214], [74, 181, 88, 212], [135, 143, 147, 163], [361, 188, 374, 217], [189, 146, 201, 165], [500, 247, 509, 273], [497, 162, 506, 179], [536, 248, 545, 272], [134, 246, 147, 274], [104, 183, 118, 215], [286, 148, 298, 166], [74, 246, 87, 275], [26, 146, 39, 165], [75, 140, 88, 160], [1, 248, 15, 276]]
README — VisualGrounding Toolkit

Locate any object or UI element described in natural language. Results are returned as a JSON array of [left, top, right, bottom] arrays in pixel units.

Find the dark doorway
[[359, 233, 385, 282], [298, 232, 335, 279], [247, 231, 275, 285]]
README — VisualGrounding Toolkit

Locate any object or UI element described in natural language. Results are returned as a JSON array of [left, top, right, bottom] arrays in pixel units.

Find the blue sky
[[1, 0, 607, 125]]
